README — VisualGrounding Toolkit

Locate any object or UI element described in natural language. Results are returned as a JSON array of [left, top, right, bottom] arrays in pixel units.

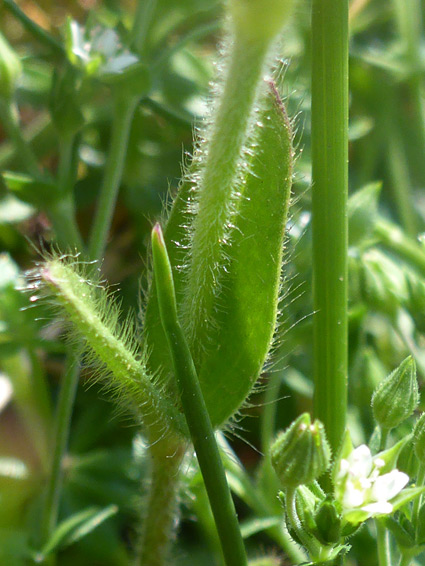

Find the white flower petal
[[347, 445, 373, 478], [361, 501, 393, 514], [343, 480, 366, 508], [372, 470, 409, 502]]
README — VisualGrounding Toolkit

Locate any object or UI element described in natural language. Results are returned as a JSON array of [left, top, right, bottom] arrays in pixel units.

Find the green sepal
[[314, 498, 342, 545], [271, 413, 331, 489], [372, 356, 419, 431], [373, 435, 413, 475], [2, 171, 59, 207]]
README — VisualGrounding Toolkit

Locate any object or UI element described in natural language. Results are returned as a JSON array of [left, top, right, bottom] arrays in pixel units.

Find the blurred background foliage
[[1, 0, 425, 564]]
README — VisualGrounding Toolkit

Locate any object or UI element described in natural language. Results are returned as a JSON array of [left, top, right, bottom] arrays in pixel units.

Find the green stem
[[374, 218, 425, 276], [46, 135, 84, 250], [379, 427, 390, 451], [183, 30, 270, 351], [47, 195, 84, 251], [218, 435, 306, 564], [285, 488, 321, 559], [88, 96, 138, 260], [0, 99, 41, 177], [138, 440, 186, 566], [152, 225, 247, 566], [382, 90, 418, 238], [40, 353, 81, 548], [376, 520, 392, 566], [3, 0, 64, 56], [311, 0, 349, 456], [413, 465, 425, 539]]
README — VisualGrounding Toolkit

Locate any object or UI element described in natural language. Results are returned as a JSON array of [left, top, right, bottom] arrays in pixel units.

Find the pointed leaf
[[38, 505, 118, 558]]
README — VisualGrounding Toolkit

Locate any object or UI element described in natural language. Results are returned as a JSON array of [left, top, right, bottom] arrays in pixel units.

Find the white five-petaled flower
[[335, 444, 409, 524]]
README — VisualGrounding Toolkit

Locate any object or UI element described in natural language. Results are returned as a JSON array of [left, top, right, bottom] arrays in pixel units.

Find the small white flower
[[335, 444, 409, 524]]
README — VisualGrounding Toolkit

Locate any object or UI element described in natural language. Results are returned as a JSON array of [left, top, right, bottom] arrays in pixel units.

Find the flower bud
[[314, 498, 342, 544], [372, 356, 419, 430], [271, 413, 331, 488], [228, 0, 294, 43], [0, 32, 22, 100], [348, 182, 381, 247], [413, 413, 425, 463]]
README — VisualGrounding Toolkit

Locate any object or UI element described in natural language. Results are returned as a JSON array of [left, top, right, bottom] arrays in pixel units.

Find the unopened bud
[[372, 356, 418, 430], [0, 32, 22, 100], [314, 498, 342, 544], [271, 413, 331, 488]]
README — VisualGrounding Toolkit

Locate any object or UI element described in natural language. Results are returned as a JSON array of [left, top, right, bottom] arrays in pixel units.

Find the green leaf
[[240, 516, 281, 539], [144, 84, 293, 429], [196, 85, 293, 426], [37, 505, 118, 558], [2, 171, 58, 207], [390, 486, 425, 513], [381, 515, 415, 548]]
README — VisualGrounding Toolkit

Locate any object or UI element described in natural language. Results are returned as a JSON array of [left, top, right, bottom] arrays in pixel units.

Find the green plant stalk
[[413, 465, 425, 539], [88, 95, 138, 260], [40, 354, 80, 550], [152, 224, 248, 566], [311, 0, 349, 456], [182, 32, 270, 350], [285, 488, 321, 559], [382, 89, 418, 238], [376, 520, 391, 566], [138, 440, 186, 566], [3, 0, 64, 56], [39, 90, 143, 552], [47, 135, 84, 250], [392, 0, 425, 162], [220, 440, 307, 564]]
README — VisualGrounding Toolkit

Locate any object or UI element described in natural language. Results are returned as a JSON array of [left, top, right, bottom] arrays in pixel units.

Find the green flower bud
[[314, 498, 342, 545], [361, 249, 408, 315], [271, 413, 331, 488], [372, 356, 419, 430], [348, 182, 381, 247], [413, 413, 425, 463], [0, 32, 22, 100], [228, 0, 294, 42]]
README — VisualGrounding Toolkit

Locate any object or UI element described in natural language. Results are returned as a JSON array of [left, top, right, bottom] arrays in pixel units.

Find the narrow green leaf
[[2, 171, 58, 207], [240, 517, 281, 539], [37, 505, 118, 558], [197, 85, 293, 426], [391, 486, 425, 513]]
